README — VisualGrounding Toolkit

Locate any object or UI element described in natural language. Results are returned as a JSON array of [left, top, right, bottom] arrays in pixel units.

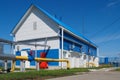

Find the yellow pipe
[[35, 58, 68, 62], [35, 58, 70, 69], [10, 60, 15, 72], [86, 62, 96, 67], [15, 56, 70, 69], [66, 61, 70, 69], [16, 56, 28, 60]]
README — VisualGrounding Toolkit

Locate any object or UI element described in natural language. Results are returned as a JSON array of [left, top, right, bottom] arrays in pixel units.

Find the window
[[33, 22, 37, 30]]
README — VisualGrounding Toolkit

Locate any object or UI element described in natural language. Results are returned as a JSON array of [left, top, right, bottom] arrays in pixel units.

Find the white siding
[[15, 8, 59, 41], [15, 37, 60, 51]]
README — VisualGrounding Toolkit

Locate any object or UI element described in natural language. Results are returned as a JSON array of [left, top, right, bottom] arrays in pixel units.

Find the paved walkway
[[47, 68, 120, 80]]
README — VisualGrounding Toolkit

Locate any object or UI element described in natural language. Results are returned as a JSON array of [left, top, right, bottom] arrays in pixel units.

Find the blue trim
[[15, 51, 21, 66], [21, 48, 31, 51], [30, 61, 35, 66], [27, 51, 35, 61], [37, 49, 59, 66], [60, 31, 97, 56], [27, 50, 36, 66], [15, 49, 59, 66]]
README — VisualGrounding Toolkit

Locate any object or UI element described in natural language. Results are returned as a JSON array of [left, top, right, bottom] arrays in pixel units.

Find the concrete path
[[47, 68, 120, 80]]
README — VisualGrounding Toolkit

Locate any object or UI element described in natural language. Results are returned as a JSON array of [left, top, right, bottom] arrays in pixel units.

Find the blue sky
[[0, 0, 120, 57]]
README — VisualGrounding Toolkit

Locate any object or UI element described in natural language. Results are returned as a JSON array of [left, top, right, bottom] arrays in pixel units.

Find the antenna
[[54, 14, 57, 18], [82, 16, 85, 35], [60, 16, 62, 21]]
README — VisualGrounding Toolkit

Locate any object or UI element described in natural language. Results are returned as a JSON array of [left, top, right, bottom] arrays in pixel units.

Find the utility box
[[0, 44, 3, 54]]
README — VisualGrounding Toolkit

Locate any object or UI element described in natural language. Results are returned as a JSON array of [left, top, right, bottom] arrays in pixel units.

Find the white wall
[[15, 37, 60, 51], [60, 50, 99, 68], [15, 8, 59, 41]]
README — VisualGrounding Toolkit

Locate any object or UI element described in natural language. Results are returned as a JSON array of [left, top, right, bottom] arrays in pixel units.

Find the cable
[[90, 16, 120, 38]]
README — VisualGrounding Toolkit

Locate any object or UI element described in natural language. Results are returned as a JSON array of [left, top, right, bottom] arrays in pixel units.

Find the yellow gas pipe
[[10, 60, 15, 72], [11, 56, 70, 72]]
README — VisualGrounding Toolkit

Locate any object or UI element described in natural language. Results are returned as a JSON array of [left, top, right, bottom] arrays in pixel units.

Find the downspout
[[61, 27, 64, 68], [97, 47, 99, 67], [97, 47, 99, 57]]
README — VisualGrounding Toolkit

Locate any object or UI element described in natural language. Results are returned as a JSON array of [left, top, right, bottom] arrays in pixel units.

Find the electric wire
[[90, 16, 120, 39]]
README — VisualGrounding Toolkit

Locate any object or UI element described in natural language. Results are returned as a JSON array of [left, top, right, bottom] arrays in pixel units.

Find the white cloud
[[107, 2, 117, 7], [107, 0, 120, 7], [91, 34, 120, 44]]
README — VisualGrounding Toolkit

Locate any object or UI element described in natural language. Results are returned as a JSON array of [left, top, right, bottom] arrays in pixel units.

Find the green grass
[[99, 64, 113, 68], [115, 68, 120, 71], [87, 64, 113, 70], [15, 68, 36, 71], [0, 68, 89, 80]]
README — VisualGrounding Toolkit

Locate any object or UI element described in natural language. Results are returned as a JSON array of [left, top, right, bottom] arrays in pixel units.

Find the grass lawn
[[115, 68, 120, 71], [0, 68, 89, 80]]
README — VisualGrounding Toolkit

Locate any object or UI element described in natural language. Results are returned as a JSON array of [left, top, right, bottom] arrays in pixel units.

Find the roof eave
[[59, 26, 97, 48]]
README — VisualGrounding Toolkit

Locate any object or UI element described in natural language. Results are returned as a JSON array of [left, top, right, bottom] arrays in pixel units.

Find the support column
[[35, 42, 38, 70], [61, 28, 64, 68], [36, 61, 40, 71], [97, 47, 99, 57], [96, 47, 99, 67], [10, 60, 15, 72], [4, 60, 7, 73], [20, 60, 25, 72]]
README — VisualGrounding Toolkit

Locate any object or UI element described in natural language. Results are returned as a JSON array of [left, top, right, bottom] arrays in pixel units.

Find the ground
[[47, 68, 120, 80]]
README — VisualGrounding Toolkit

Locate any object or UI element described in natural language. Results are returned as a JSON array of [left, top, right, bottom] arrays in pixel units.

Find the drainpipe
[[4, 60, 7, 73], [61, 27, 64, 68], [97, 47, 99, 57], [97, 47, 99, 67], [35, 41, 38, 70]]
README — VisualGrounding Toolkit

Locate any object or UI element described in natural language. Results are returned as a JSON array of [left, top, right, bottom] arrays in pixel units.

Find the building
[[0, 44, 3, 54], [11, 4, 99, 69]]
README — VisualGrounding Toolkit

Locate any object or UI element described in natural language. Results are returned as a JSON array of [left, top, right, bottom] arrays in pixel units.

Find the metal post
[[61, 28, 64, 68], [97, 47, 99, 67], [4, 60, 7, 73], [36, 61, 40, 71], [20, 60, 25, 72], [88, 47, 90, 68], [35, 42, 38, 70], [10, 60, 15, 72], [10, 44, 13, 70], [20, 60, 22, 72], [67, 61, 70, 69], [97, 47, 99, 57]]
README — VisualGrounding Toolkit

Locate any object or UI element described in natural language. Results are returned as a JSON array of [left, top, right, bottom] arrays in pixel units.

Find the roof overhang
[[59, 26, 97, 48]]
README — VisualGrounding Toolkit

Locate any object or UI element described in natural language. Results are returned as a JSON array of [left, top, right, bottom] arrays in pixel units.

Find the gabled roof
[[11, 4, 97, 48]]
